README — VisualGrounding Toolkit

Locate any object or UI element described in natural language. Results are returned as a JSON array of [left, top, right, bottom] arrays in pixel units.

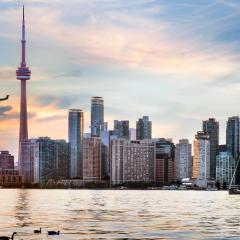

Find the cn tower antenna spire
[[21, 5, 26, 67]]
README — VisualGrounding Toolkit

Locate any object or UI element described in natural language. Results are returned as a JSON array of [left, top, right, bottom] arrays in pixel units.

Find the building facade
[[155, 138, 175, 185], [83, 137, 102, 182], [0, 169, 23, 187], [0, 151, 14, 170], [136, 116, 152, 140], [68, 109, 84, 178], [203, 118, 219, 179], [54, 140, 70, 179], [175, 139, 192, 180], [110, 139, 155, 185], [226, 116, 240, 184], [113, 120, 130, 139], [34, 137, 70, 184], [21, 137, 70, 184], [216, 145, 235, 186], [91, 96, 104, 137], [21, 139, 37, 183], [193, 131, 210, 187]]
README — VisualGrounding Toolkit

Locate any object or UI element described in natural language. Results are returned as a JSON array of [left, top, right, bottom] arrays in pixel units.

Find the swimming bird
[[47, 230, 60, 235], [0, 232, 17, 240], [34, 227, 42, 234]]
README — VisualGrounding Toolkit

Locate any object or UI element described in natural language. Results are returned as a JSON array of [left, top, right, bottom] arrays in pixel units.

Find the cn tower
[[16, 6, 31, 174]]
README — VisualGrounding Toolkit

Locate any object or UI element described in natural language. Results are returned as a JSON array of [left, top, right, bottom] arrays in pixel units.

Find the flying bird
[[0, 95, 9, 101]]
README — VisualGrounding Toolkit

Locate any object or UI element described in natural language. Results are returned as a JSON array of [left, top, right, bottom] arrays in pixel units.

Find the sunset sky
[[1, 0, 240, 159]]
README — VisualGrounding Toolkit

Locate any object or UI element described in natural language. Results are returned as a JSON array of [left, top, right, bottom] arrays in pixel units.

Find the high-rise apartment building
[[226, 116, 240, 160], [216, 145, 235, 186], [0, 151, 14, 170], [193, 131, 210, 186], [226, 116, 240, 184], [83, 137, 102, 182], [113, 120, 130, 139], [203, 118, 219, 179], [136, 116, 152, 140], [68, 109, 84, 178], [54, 140, 70, 179], [175, 139, 192, 180], [22, 137, 70, 184], [110, 139, 155, 185], [21, 139, 37, 183], [91, 97, 104, 137], [155, 138, 175, 185]]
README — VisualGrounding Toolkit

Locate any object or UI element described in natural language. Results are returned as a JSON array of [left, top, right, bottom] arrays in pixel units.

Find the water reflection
[[14, 189, 31, 227], [0, 190, 239, 239]]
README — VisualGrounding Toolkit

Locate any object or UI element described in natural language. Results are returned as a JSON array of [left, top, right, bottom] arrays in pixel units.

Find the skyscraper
[[193, 131, 210, 187], [83, 137, 102, 182], [91, 97, 104, 137], [226, 116, 240, 184], [216, 145, 235, 186], [155, 138, 175, 185], [136, 116, 152, 140], [175, 139, 192, 180], [226, 116, 240, 160], [113, 120, 130, 139], [68, 109, 84, 178], [203, 118, 219, 179], [16, 6, 31, 176]]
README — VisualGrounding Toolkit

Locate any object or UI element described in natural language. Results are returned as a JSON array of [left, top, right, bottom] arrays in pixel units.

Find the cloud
[[0, 105, 12, 116]]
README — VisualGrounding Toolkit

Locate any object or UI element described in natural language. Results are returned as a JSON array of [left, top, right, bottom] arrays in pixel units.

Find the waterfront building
[[216, 145, 235, 186], [0, 169, 23, 187], [17, 6, 31, 178], [226, 116, 240, 184], [203, 118, 219, 179], [155, 138, 175, 185], [100, 130, 117, 179], [226, 116, 240, 160], [54, 140, 70, 179], [91, 97, 104, 137], [68, 109, 84, 178], [21, 139, 37, 183], [83, 137, 102, 182], [35, 137, 70, 184], [113, 120, 130, 139], [136, 116, 152, 140], [174, 139, 192, 180], [21, 137, 70, 184], [0, 151, 14, 170], [110, 139, 155, 185], [193, 131, 210, 187]]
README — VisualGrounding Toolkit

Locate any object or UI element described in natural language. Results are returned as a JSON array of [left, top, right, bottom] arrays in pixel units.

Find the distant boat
[[228, 156, 240, 195]]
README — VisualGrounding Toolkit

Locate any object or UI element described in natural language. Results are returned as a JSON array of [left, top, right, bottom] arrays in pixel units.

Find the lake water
[[0, 189, 239, 239]]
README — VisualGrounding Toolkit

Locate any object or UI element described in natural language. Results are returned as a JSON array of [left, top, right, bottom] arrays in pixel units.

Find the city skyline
[[1, 1, 240, 159]]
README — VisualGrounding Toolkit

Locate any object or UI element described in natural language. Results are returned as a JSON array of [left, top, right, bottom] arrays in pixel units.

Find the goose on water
[[34, 227, 42, 234], [0, 232, 17, 240], [47, 230, 60, 235]]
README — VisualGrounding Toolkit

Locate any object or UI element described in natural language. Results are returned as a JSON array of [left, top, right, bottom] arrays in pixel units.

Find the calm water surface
[[0, 189, 239, 239]]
